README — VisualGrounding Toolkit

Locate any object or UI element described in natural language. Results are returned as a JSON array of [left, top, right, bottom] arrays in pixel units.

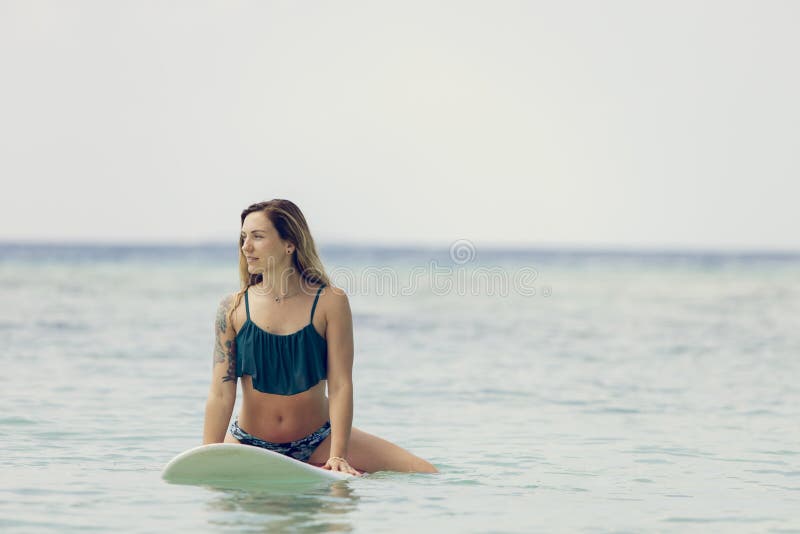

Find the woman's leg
[[307, 426, 438, 474]]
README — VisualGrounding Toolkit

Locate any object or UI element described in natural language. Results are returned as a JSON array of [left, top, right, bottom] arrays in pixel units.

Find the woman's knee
[[411, 456, 439, 473], [349, 427, 437, 474]]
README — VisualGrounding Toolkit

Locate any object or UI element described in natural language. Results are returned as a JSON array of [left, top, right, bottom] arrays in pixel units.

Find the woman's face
[[240, 211, 293, 273]]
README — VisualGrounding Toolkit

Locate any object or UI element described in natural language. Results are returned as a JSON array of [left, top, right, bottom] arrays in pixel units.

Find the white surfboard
[[162, 443, 356, 489]]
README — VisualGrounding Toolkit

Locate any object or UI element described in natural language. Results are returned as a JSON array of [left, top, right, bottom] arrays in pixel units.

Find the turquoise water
[[2, 243, 799, 533]]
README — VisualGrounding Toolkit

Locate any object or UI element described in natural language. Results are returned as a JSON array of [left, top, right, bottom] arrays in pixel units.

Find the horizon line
[[0, 237, 799, 257]]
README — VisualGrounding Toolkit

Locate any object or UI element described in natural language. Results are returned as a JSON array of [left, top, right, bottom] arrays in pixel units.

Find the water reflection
[[204, 480, 359, 532]]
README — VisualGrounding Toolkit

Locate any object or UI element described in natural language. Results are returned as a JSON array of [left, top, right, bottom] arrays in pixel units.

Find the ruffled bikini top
[[235, 284, 327, 395]]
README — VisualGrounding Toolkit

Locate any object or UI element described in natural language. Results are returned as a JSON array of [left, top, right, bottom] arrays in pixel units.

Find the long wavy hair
[[227, 199, 331, 325]]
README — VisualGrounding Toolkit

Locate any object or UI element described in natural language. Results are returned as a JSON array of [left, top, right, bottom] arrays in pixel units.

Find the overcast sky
[[1, 1, 797, 251]]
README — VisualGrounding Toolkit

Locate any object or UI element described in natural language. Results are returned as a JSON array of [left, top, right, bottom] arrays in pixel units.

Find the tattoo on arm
[[223, 339, 237, 383], [213, 296, 237, 383], [213, 298, 228, 365]]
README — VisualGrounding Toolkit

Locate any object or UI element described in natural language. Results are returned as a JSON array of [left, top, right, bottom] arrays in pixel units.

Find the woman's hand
[[323, 456, 363, 476]]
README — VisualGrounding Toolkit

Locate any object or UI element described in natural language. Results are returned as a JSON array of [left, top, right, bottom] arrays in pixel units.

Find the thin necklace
[[251, 284, 299, 302], [272, 291, 298, 303]]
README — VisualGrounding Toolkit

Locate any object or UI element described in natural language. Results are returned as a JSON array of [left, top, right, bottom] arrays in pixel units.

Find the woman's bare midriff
[[237, 376, 330, 443]]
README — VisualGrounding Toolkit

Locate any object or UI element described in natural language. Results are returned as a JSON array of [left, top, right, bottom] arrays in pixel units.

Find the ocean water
[[1, 242, 799, 533]]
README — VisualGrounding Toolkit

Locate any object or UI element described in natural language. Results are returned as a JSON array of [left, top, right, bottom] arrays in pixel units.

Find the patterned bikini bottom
[[228, 417, 331, 463]]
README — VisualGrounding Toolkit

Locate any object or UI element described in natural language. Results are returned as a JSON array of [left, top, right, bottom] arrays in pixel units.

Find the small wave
[[585, 406, 641, 414], [34, 320, 88, 331], [663, 516, 774, 523], [747, 469, 800, 477], [0, 415, 37, 426]]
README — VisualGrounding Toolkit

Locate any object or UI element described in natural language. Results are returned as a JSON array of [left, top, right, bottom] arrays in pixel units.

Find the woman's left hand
[[323, 456, 363, 476]]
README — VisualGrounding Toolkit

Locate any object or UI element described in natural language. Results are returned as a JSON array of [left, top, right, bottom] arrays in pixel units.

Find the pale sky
[[0, 1, 797, 251]]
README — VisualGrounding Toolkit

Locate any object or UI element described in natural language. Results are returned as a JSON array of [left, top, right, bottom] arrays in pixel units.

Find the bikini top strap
[[244, 288, 251, 320], [309, 284, 326, 323]]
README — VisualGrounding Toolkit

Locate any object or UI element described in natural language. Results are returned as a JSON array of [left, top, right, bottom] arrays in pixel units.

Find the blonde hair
[[227, 199, 331, 325]]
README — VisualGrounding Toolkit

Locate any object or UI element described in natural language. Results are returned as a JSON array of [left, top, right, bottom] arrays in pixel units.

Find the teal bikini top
[[236, 284, 327, 395]]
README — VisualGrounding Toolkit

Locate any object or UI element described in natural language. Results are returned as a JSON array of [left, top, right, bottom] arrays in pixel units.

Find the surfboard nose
[[161, 443, 356, 489]]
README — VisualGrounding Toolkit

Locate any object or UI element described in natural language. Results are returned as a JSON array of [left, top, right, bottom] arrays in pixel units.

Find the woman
[[202, 199, 438, 475]]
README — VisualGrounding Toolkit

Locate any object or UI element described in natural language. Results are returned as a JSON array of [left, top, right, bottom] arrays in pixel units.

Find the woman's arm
[[202, 294, 238, 444], [324, 287, 357, 472]]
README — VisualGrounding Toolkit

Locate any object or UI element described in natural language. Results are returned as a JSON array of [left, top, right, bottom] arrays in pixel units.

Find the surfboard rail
[[162, 443, 355, 488]]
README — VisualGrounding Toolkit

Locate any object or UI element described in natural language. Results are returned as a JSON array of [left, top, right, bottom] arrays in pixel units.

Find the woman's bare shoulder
[[217, 292, 240, 310], [318, 284, 350, 318], [318, 283, 348, 301], [216, 291, 244, 333]]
